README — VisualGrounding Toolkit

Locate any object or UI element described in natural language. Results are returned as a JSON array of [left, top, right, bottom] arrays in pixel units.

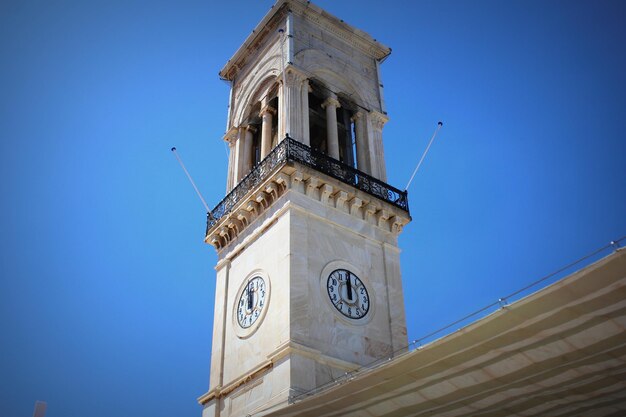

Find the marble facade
[[221, 0, 391, 193], [199, 1, 411, 416]]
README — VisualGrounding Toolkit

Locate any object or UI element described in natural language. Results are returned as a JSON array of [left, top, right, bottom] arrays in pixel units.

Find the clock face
[[236, 276, 267, 329], [327, 269, 370, 319]]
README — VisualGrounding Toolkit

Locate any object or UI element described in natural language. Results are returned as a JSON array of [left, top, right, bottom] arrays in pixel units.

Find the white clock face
[[236, 276, 267, 329], [327, 269, 370, 319]]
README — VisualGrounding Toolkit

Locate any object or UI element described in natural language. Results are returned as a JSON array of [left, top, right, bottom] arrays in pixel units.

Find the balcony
[[206, 136, 409, 235]]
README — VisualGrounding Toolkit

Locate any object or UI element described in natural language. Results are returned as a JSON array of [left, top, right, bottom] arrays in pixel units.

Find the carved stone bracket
[[305, 177, 321, 199], [334, 191, 349, 213], [206, 138, 410, 251], [320, 184, 333, 205], [364, 202, 380, 225], [349, 197, 364, 217]]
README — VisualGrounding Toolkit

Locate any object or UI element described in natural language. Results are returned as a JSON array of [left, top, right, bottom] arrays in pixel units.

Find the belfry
[[198, 1, 411, 415]]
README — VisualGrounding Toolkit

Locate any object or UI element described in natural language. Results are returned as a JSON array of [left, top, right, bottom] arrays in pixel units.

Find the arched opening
[[308, 83, 328, 154], [308, 79, 358, 169], [241, 82, 280, 169], [337, 95, 357, 169], [243, 101, 262, 168]]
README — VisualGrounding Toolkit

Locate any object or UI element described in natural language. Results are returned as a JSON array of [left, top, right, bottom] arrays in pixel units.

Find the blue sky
[[1, 1, 625, 416]]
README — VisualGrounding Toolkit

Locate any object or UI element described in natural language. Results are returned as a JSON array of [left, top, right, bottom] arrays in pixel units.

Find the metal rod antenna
[[171, 147, 210, 213], [405, 121, 443, 191]]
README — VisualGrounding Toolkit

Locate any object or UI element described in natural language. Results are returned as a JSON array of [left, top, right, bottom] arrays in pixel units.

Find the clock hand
[[346, 273, 352, 301], [247, 281, 254, 310]]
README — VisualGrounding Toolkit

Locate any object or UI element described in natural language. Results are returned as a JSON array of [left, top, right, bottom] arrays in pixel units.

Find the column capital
[[305, 79, 313, 93], [281, 65, 308, 88], [322, 96, 341, 110], [259, 105, 277, 117], [351, 111, 366, 122], [369, 110, 389, 129], [244, 125, 258, 134]]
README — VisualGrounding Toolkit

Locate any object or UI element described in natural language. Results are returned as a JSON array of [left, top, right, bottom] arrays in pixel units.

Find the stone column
[[224, 127, 238, 192], [226, 140, 235, 192], [277, 82, 285, 141], [280, 66, 308, 142], [259, 98, 276, 159], [322, 93, 341, 160], [242, 125, 256, 177], [301, 79, 311, 146], [235, 127, 247, 183], [369, 111, 389, 181], [352, 111, 369, 174]]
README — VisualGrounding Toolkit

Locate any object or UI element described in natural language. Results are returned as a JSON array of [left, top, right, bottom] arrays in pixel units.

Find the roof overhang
[[219, 0, 391, 81]]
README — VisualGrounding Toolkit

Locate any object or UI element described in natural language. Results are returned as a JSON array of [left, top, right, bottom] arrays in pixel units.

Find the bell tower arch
[[199, 2, 411, 416]]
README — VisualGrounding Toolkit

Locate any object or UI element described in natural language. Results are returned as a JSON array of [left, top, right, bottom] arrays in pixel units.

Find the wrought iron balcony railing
[[207, 136, 409, 231]]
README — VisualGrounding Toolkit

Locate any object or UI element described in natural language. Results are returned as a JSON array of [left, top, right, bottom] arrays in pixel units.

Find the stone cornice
[[292, 0, 391, 61], [206, 164, 410, 252], [223, 126, 239, 143], [219, 1, 289, 81], [219, 0, 391, 81]]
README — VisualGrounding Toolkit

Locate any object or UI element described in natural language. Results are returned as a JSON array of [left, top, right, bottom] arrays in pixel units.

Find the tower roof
[[219, 0, 391, 81]]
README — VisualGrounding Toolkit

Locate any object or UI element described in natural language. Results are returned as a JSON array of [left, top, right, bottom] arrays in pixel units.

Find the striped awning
[[265, 248, 626, 417]]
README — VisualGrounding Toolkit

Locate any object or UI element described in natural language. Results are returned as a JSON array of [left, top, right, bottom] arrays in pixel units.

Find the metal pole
[[405, 121, 443, 191], [171, 147, 211, 213]]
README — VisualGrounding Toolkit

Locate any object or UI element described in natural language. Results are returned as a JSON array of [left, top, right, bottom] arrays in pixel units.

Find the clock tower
[[198, 1, 411, 416]]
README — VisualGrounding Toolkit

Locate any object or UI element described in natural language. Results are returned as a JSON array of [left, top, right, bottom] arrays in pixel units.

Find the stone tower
[[198, 1, 411, 416]]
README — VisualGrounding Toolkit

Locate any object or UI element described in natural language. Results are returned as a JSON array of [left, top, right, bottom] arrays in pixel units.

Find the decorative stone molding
[[223, 126, 239, 144], [321, 96, 341, 110], [235, 209, 250, 227], [376, 209, 392, 229], [364, 202, 380, 225], [305, 177, 321, 199], [319, 184, 333, 205], [349, 197, 363, 217], [245, 200, 259, 216], [275, 172, 290, 190], [350, 111, 365, 123], [206, 165, 410, 251], [259, 105, 277, 117], [219, 1, 390, 82], [292, 1, 390, 61], [226, 217, 243, 235], [255, 191, 270, 209], [369, 110, 389, 130], [265, 182, 279, 200], [283, 66, 309, 88], [206, 138, 410, 251], [333, 190, 349, 212], [291, 170, 305, 193]]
